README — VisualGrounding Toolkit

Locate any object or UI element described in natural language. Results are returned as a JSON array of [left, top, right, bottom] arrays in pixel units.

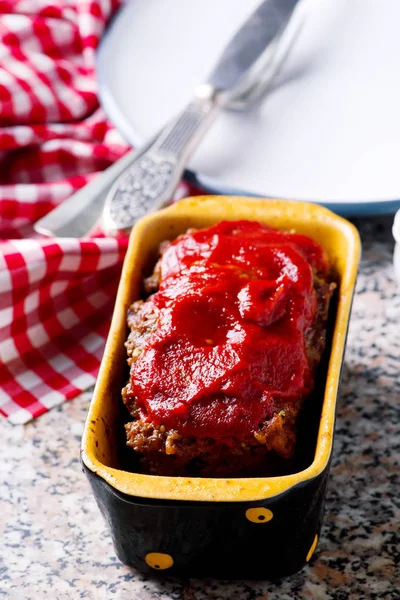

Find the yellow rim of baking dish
[[81, 196, 360, 502]]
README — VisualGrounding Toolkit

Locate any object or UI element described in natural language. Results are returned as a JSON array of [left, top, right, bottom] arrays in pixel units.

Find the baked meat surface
[[122, 225, 335, 477]]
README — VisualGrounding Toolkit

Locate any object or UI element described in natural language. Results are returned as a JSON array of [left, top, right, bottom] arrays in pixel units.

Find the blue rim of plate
[[97, 21, 400, 218]]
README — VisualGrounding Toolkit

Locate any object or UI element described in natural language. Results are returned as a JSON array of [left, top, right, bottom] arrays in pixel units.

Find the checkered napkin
[[0, 1, 192, 424]]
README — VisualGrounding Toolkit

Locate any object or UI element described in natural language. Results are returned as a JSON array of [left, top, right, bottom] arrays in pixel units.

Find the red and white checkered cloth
[[0, 0, 191, 424]]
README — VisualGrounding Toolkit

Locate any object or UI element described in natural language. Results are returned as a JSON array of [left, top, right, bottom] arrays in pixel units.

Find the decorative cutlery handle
[[102, 92, 218, 235]]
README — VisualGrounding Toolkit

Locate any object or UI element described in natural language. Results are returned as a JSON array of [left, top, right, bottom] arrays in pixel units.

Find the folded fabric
[[0, 0, 190, 424]]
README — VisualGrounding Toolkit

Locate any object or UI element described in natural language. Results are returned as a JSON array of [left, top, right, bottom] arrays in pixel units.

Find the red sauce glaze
[[130, 221, 329, 437]]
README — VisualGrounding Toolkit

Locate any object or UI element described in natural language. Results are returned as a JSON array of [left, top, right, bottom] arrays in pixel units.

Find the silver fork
[[102, 0, 306, 236], [34, 0, 307, 238]]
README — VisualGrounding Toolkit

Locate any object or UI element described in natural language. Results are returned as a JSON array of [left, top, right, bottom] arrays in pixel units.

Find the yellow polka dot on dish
[[245, 507, 273, 523], [145, 552, 174, 570], [306, 534, 318, 562]]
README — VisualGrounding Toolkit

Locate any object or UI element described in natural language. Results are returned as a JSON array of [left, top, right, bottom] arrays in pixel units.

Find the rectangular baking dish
[[81, 196, 360, 579]]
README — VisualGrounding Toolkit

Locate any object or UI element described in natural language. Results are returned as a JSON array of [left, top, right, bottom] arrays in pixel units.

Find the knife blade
[[207, 0, 300, 98]]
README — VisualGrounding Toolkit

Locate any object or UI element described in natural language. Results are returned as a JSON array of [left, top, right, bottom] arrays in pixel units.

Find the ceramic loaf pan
[[81, 196, 360, 579]]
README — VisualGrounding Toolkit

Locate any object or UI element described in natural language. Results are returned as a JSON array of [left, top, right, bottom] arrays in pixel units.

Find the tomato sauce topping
[[130, 221, 329, 437]]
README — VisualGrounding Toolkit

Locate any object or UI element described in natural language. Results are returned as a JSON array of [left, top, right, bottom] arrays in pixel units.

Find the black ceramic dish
[[81, 196, 360, 579]]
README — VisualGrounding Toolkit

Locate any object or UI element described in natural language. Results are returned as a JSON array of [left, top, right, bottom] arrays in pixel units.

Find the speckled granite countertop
[[1, 216, 399, 600]]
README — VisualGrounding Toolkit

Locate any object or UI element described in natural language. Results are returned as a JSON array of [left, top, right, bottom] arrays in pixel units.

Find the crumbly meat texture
[[122, 237, 335, 478]]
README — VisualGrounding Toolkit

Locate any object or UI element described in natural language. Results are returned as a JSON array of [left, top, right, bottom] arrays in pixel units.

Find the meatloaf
[[122, 220, 335, 477]]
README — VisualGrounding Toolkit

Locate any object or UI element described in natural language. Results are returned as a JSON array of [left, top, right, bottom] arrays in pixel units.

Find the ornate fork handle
[[102, 90, 218, 235]]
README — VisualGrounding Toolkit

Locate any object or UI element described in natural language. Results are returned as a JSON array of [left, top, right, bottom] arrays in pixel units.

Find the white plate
[[97, 0, 400, 216]]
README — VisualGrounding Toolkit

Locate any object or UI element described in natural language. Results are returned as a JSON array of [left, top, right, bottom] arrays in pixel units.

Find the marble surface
[[1, 216, 399, 600]]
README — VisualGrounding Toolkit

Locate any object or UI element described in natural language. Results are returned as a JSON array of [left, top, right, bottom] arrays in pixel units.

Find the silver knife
[[35, 0, 304, 238]]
